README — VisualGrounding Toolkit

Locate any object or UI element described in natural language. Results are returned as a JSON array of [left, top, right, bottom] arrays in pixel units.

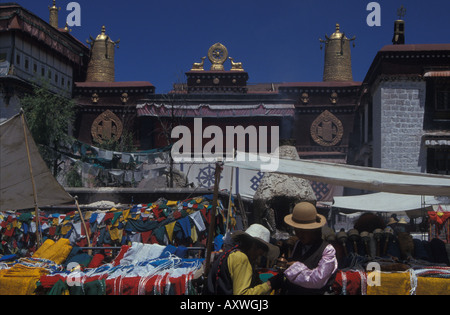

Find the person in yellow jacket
[[205, 224, 283, 295]]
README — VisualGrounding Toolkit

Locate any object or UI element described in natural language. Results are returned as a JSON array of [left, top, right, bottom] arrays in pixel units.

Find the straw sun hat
[[231, 224, 279, 257], [284, 202, 326, 230]]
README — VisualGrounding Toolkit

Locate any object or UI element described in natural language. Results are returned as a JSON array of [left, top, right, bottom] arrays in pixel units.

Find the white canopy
[[225, 152, 450, 196], [0, 113, 74, 211], [331, 193, 447, 212]]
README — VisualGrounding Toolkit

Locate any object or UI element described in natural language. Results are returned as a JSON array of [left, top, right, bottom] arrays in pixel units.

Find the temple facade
[[1, 2, 449, 198]]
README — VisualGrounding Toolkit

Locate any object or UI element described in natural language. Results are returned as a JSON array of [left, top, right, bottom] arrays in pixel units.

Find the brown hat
[[284, 202, 326, 230]]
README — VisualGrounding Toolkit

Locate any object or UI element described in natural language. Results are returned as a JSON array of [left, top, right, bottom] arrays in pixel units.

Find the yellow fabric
[[32, 239, 55, 258], [0, 264, 49, 295], [416, 277, 450, 295], [109, 227, 123, 241], [165, 221, 176, 243], [227, 251, 271, 295], [166, 200, 178, 206], [367, 271, 412, 295], [122, 208, 130, 220], [190, 225, 198, 243], [32, 238, 72, 265], [61, 224, 72, 235]]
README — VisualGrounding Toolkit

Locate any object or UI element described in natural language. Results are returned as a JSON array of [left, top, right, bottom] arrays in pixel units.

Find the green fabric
[[68, 279, 106, 295], [18, 212, 32, 222], [48, 279, 69, 295]]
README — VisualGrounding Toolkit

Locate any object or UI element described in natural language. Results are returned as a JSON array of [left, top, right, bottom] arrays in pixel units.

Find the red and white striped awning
[[136, 103, 295, 118]]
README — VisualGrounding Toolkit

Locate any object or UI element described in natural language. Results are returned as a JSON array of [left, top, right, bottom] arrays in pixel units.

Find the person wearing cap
[[205, 224, 282, 295], [282, 202, 338, 295]]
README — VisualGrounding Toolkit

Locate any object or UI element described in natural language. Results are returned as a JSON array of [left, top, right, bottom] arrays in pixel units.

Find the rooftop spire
[[319, 23, 356, 82], [392, 6, 406, 45], [86, 26, 120, 82], [48, 0, 60, 29]]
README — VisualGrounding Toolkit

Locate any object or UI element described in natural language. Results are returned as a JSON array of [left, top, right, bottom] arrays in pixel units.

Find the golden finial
[[63, 22, 72, 33], [96, 26, 108, 40]]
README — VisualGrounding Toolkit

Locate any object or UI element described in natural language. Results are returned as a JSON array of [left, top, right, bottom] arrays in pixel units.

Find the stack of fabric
[[0, 238, 71, 295], [39, 242, 204, 295], [332, 266, 450, 295]]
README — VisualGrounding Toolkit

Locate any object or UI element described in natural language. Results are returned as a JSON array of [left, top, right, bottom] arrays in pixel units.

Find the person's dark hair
[[235, 234, 268, 253]]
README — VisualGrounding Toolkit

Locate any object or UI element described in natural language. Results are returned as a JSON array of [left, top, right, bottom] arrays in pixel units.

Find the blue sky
[[17, 0, 450, 93]]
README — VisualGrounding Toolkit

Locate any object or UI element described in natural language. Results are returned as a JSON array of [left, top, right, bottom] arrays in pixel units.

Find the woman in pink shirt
[[282, 202, 338, 295]]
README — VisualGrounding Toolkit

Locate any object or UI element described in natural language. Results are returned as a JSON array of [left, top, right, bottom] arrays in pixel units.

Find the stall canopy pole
[[225, 166, 234, 232], [20, 111, 41, 247], [75, 196, 92, 255], [204, 162, 223, 278]]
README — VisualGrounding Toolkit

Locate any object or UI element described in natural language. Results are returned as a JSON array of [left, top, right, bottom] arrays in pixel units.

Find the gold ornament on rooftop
[[48, 0, 60, 29], [320, 23, 355, 82], [229, 57, 244, 71], [86, 26, 120, 82], [208, 43, 228, 71], [191, 57, 206, 71]]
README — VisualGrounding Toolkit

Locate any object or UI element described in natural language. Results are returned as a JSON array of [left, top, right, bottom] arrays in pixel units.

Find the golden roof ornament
[[320, 23, 355, 81], [208, 43, 228, 71], [191, 57, 206, 71], [229, 57, 244, 71], [86, 26, 120, 82], [48, 0, 60, 29]]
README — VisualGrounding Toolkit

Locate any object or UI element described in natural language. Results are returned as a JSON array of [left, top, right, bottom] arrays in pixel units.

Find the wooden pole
[[74, 196, 92, 256], [225, 166, 234, 232], [204, 162, 223, 278], [20, 112, 41, 247]]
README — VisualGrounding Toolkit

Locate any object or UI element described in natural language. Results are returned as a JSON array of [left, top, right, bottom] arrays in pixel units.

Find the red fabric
[[4, 226, 14, 237], [428, 211, 450, 225], [332, 270, 365, 295], [141, 230, 152, 244], [173, 211, 182, 220], [112, 245, 130, 266], [48, 226, 56, 236], [169, 274, 188, 295], [88, 254, 105, 268], [40, 275, 67, 288], [201, 208, 210, 224], [103, 212, 114, 222], [105, 276, 158, 295]]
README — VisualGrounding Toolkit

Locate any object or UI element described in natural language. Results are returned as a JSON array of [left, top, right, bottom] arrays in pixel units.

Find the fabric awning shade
[[224, 152, 450, 196], [331, 193, 447, 212], [0, 113, 74, 211], [136, 103, 295, 118]]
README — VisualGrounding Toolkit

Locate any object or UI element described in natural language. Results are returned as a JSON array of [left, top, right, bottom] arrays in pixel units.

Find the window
[[427, 148, 450, 175], [33, 63, 38, 73], [41, 66, 45, 77], [24, 58, 29, 70], [15, 54, 20, 65], [436, 90, 450, 111], [55, 73, 58, 84]]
